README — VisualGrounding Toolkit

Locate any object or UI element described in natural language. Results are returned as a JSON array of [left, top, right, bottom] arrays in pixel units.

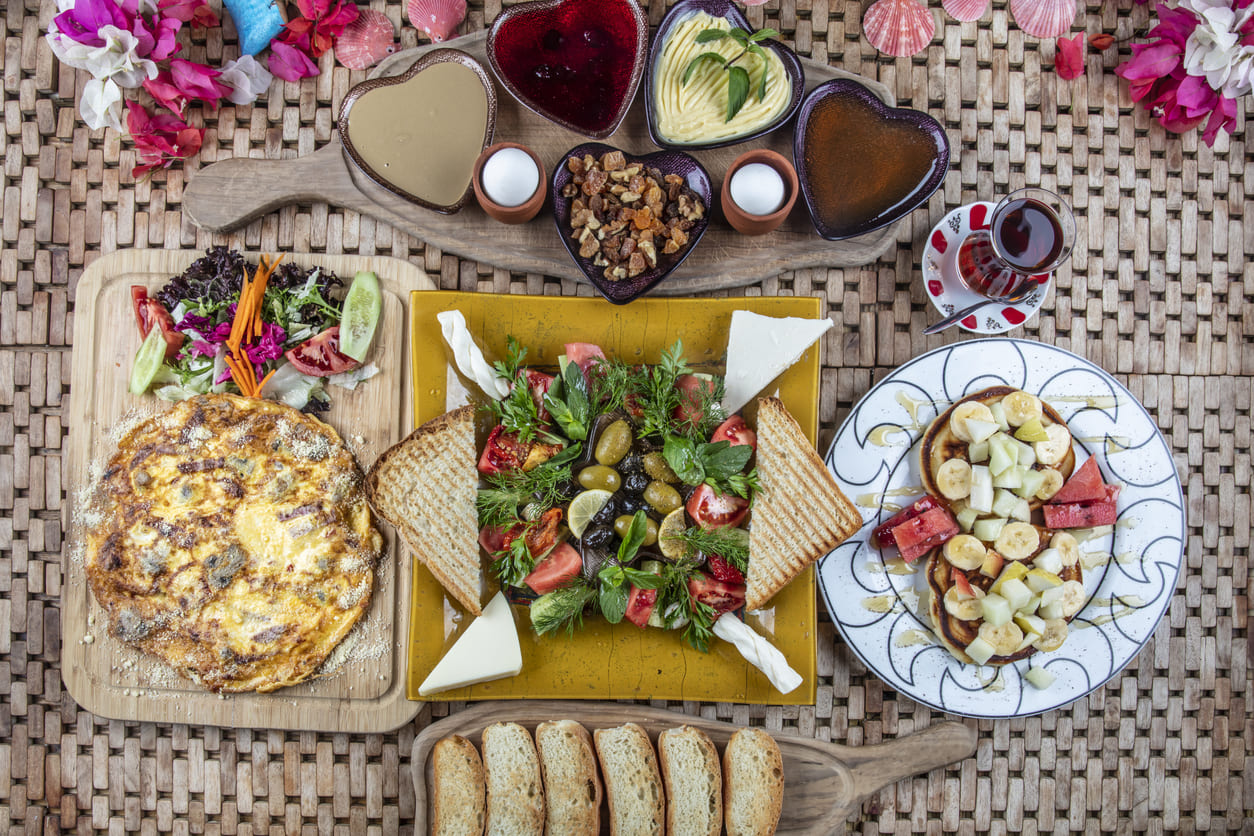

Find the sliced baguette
[[658, 726, 722, 836], [432, 735, 486, 836], [535, 720, 601, 836], [481, 722, 545, 836], [366, 404, 482, 615], [723, 728, 784, 836], [746, 397, 861, 610], [593, 723, 665, 836]]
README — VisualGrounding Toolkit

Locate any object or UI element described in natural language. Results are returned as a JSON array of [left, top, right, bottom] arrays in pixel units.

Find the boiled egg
[[480, 148, 540, 207], [729, 163, 786, 216]]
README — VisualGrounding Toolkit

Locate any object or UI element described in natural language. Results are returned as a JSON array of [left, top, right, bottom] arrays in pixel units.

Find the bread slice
[[535, 720, 601, 836], [593, 723, 665, 836], [432, 735, 486, 836], [658, 726, 722, 836], [366, 405, 482, 615], [723, 728, 784, 836], [746, 397, 861, 610], [481, 722, 544, 836]]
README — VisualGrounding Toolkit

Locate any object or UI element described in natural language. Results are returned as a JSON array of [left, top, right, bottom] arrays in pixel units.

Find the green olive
[[615, 515, 659, 547], [595, 419, 633, 466], [643, 481, 683, 515], [578, 464, 621, 493], [642, 452, 679, 483]]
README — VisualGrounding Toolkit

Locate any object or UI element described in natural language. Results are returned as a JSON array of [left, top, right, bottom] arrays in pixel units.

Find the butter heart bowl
[[486, 0, 648, 139], [338, 49, 497, 214], [794, 79, 949, 240], [645, 0, 805, 150], [552, 143, 713, 305]]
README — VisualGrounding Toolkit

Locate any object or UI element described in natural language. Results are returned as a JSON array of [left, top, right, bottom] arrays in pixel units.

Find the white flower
[[1181, 0, 1254, 97], [46, 23, 157, 88], [217, 54, 273, 105], [80, 76, 123, 131]]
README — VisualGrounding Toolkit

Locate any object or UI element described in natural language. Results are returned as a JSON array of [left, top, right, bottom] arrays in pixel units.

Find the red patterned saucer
[[921, 202, 1052, 335]]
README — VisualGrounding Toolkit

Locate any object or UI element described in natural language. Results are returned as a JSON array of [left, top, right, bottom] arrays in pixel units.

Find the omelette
[[86, 394, 382, 693]]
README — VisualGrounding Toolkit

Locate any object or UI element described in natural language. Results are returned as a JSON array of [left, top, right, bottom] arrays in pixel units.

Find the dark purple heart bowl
[[794, 79, 950, 240], [552, 143, 713, 305], [487, 0, 648, 140], [645, 0, 805, 150]]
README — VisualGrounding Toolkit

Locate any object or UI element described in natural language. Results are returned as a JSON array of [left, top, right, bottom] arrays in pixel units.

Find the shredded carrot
[[256, 367, 277, 394]]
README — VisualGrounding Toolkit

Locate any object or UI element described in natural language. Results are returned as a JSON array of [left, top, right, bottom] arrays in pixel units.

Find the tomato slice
[[564, 342, 606, 374], [705, 553, 745, 584], [524, 542, 582, 595], [523, 507, 563, 559], [710, 416, 757, 450], [284, 326, 359, 376], [477, 425, 528, 474], [478, 523, 520, 554], [624, 586, 657, 628], [673, 374, 715, 427], [130, 286, 184, 360], [687, 572, 745, 615], [872, 496, 943, 549], [686, 483, 750, 530], [524, 370, 555, 421]]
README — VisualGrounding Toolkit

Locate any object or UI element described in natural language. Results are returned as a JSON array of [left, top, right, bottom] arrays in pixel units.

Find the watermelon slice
[[1050, 456, 1105, 504], [872, 496, 943, 548], [891, 507, 960, 563], [1042, 485, 1121, 529]]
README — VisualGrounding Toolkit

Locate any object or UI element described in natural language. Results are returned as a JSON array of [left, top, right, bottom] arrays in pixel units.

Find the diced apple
[[993, 464, 1026, 490], [980, 549, 1005, 578], [1015, 613, 1046, 637], [965, 637, 997, 666], [1014, 417, 1050, 443], [988, 435, 1015, 477], [956, 505, 980, 532], [969, 465, 994, 513], [999, 578, 1033, 612], [992, 561, 1030, 595], [1014, 438, 1037, 467], [965, 418, 1000, 445], [1034, 548, 1064, 576], [1010, 498, 1032, 523], [980, 593, 1013, 627], [992, 488, 1021, 519], [973, 516, 1007, 543], [1016, 468, 1047, 499], [1024, 666, 1057, 689], [1039, 601, 1065, 620], [1025, 568, 1063, 593], [1023, 593, 1042, 614], [968, 440, 990, 463], [989, 401, 1010, 432], [1014, 630, 1038, 653]]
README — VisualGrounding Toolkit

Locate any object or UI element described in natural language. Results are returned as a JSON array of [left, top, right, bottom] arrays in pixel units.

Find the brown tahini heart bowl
[[794, 79, 949, 240], [338, 48, 497, 214], [486, 0, 648, 139]]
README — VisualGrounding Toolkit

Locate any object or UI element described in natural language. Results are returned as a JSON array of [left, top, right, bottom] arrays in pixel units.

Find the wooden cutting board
[[183, 31, 901, 294], [61, 249, 434, 732], [409, 701, 978, 834]]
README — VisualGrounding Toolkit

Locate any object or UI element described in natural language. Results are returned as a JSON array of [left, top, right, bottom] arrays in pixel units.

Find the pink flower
[[1055, 33, 1086, 79], [278, 0, 359, 58], [52, 0, 129, 48], [169, 58, 231, 104], [157, 0, 220, 28], [125, 101, 204, 178], [143, 70, 188, 115], [268, 40, 320, 81]]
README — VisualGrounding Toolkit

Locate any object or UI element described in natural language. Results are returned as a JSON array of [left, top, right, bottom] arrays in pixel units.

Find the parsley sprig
[[628, 341, 725, 441], [661, 435, 758, 499], [484, 336, 563, 444], [683, 26, 782, 122]]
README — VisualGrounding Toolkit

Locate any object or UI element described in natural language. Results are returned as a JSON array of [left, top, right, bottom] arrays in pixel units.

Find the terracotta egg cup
[[720, 149, 799, 236], [473, 142, 548, 224]]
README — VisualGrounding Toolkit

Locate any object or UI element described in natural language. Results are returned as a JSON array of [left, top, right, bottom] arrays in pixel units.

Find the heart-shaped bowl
[[487, 0, 648, 140], [645, 0, 805, 150], [338, 49, 497, 214], [552, 142, 713, 305], [794, 79, 949, 240]]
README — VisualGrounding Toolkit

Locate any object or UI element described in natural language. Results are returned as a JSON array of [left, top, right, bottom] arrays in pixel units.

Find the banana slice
[[977, 620, 1024, 656], [1002, 391, 1043, 427], [943, 534, 988, 571], [1033, 422, 1072, 466], [1032, 618, 1069, 652], [950, 402, 997, 443], [1035, 468, 1064, 501], [994, 521, 1040, 561], [944, 585, 985, 620], [936, 459, 973, 500], [1050, 532, 1081, 567], [1058, 580, 1086, 618]]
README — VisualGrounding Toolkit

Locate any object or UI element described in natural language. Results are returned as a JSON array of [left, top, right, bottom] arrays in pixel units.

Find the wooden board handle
[[841, 721, 977, 800]]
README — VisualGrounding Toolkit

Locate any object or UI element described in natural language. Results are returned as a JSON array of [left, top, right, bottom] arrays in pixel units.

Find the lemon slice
[[658, 508, 690, 559], [568, 489, 613, 539]]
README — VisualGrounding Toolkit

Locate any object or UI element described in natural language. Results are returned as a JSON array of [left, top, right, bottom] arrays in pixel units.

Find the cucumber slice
[[338, 271, 382, 362], [129, 329, 168, 395]]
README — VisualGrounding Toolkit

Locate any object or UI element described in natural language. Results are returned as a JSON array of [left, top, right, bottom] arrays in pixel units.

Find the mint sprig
[[682, 27, 781, 122]]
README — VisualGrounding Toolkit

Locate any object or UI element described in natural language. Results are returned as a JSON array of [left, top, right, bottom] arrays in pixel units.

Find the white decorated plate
[[818, 339, 1184, 718]]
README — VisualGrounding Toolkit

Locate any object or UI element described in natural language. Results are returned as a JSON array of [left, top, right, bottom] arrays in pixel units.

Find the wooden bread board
[[183, 31, 900, 294], [62, 249, 434, 732], [410, 701, 978, 834]]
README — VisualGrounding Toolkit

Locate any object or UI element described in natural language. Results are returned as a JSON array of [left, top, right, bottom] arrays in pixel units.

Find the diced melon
[[989, 401, 1010, 432], [992, 488, 1021, 519], [973, 516, 1007, 543], [1034, 548, 1064, 576], [988, 436, 1015, 477], [1014, 631, 1038, 653], [968, 440, 990, 463], [991, 561, 1030, 595], [1023, 593, 1042, 614], [965, 418, 1001, 445], [993, 464, 1025, 490], [1040, 585, 1066, 608], [999, 578, 1033, 612], [966, 637, 997, 666], [1014, 417, 1050, 443], [1016, 468, 1047, 499], [1014, 438, 1037, 467], [956, 505, 980, 532], [1024, 666, 1057, 689], [980, 593, 1013, 627], [969, 465, 994, 513], [1014, 613, 1047, 637], [980, 549, 1005, 578], [1039, 601, 1065, 621], [1010, 498, 1032, 523], [1025, 568, 1063, 593]]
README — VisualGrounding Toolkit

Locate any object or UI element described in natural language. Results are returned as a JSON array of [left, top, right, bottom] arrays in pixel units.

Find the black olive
[[591, 496, 619, 525], [555, 479, 580, 501], [619, 452, 644, 475], [623, 471, 650, 495], [582, 525, 614, 550], [618, 494, 649, 515]]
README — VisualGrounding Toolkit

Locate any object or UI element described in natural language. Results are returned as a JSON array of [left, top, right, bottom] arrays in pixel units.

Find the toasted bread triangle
[[366, 405, 482, 615], [746, 397, 861, 611]]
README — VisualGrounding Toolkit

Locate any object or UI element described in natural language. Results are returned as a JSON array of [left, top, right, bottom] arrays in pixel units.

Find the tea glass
[[955, 187, 1076, 299]]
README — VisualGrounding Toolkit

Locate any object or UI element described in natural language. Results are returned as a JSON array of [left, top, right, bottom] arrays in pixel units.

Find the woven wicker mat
[[2, 0, 1250, 832]]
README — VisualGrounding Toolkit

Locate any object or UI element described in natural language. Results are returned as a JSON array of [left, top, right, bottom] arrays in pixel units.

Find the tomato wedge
[[673, 374, 715, 426], [524, 542, 582, 595], [686, 483, 750, 530], [624, 586, 657, 628], [687, 572, 745, 615], [130, 286, 184, 360], [284, 326, 359, 376], [711, 416, 756, 450], [705, 553, 745, 584]]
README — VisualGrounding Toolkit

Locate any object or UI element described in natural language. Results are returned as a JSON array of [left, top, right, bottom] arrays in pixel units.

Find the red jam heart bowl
[[487, 0, 648, 139], [794, 79, 949, 240], [552, 143, 713, 305]]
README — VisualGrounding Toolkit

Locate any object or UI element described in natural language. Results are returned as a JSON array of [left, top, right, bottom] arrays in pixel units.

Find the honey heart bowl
[[552, 143, 713, 305], [487, 0, 648, 140], [794, 79, 949, 240]]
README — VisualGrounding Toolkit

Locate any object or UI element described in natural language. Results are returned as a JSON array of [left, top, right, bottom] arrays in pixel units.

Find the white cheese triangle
[[720, 311, 834, 415], [418, 591, 522, 696]]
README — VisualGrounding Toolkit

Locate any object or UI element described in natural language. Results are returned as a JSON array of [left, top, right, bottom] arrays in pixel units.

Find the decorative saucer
[[921, 202, 1051, 334]]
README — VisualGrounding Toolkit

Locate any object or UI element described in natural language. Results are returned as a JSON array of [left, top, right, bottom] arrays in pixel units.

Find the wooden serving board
[[183, 31, 900, 295], [62, 249, 434, 732], [409, 701, 978, 834]]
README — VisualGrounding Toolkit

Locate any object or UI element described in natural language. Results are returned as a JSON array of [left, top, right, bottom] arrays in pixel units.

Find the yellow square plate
[[408, 292, 822, 704]]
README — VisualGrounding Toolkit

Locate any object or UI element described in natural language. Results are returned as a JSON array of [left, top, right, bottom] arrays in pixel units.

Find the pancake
[[85, 394, 382, 693]]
